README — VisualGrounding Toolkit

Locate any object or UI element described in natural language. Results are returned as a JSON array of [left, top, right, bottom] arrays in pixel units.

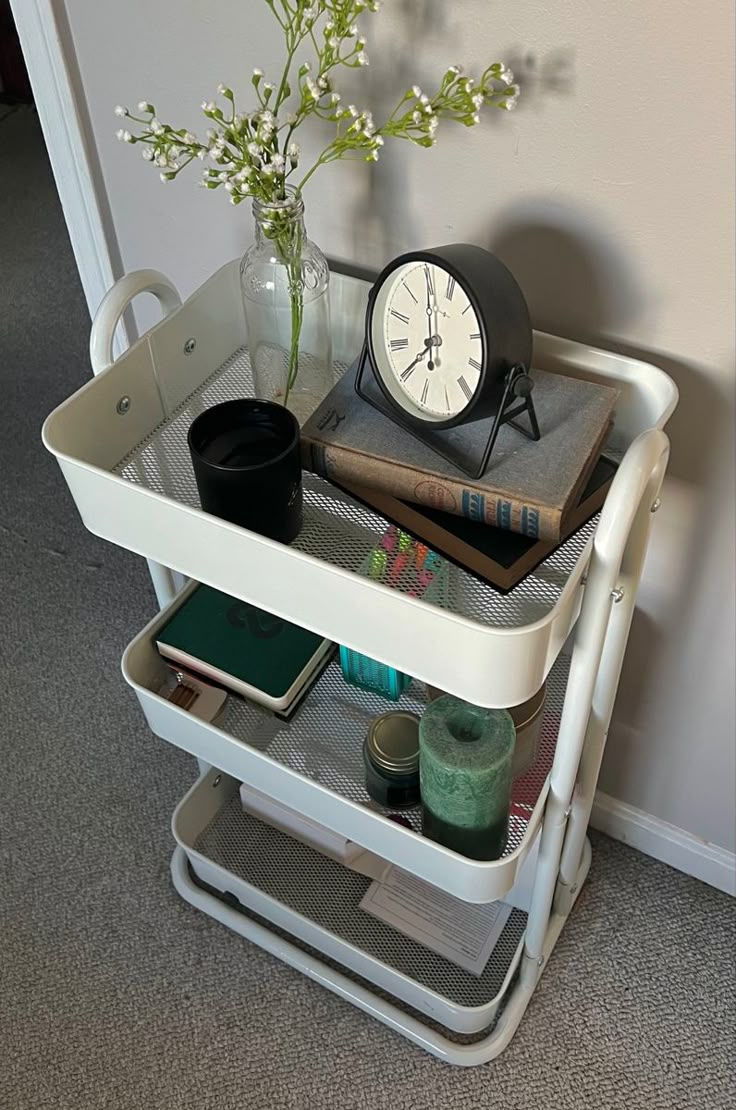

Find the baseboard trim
[[590, 791, 735, 895]]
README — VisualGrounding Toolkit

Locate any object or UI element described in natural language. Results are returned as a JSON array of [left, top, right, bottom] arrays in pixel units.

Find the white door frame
[[9, 0, 129, 351]]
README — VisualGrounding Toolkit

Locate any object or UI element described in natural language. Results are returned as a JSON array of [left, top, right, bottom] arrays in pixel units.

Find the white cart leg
[[555, 439, 670, 911], [522, 430, 670, 980]]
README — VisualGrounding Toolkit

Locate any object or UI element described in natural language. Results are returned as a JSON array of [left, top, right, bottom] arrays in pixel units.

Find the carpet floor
[[1, 107, 734, 1110]]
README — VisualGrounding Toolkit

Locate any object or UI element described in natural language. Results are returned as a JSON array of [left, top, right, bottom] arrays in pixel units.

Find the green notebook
[[157, 585, 333, 711]]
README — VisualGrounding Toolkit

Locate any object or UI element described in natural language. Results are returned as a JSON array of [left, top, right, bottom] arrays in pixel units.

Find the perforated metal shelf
[[184, 784, 527, 1019], [183, 653, 567, 859], [114, 347, 598, 630], [184, 858, 512, 1045]]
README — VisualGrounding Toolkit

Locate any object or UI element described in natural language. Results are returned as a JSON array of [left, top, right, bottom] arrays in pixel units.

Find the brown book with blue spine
[[301, 360, 619, 542]]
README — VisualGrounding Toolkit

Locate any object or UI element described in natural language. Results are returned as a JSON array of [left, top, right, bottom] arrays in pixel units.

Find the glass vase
[[240, 188, 333, 425]]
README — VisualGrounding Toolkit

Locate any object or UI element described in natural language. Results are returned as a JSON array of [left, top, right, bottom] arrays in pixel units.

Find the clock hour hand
[[400, 347, 428, 381]]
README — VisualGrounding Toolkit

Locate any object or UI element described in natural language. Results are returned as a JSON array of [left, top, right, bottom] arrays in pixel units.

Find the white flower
[[218, 171, 229, 181], [138, 101, 154, 114], [183, 131, 196, 144], [374, 135, 384, 146], [271, 153, 285, 172], [317, 75, 328, 91], [196, 149, 207, 160], [142, 147, 154, 161], [367, 149, 379, 161], [287, 142, 300, 159], [116, 129, 133, 143], [305, 79, 320, 100], [427, 117, 438, 135], [151, 120, 164, 136], [501, 67, 514, 85], [502, 98, 518, 111], [472, 113, 480, 124], [114, 105, 128, 117], [225, 181, 236, 193], [262, 163, 275, 176], [330, 92, 341, 105], [348, 23, 357, 35], [472, 94, 484, 109], [247, 141, 260, 157], [252, 68, 263, 78], [420, 94, 429, 105], [348, 104, 359, 117], [263, 82, 275, 93], [217, 84, 233, 97], [160, 171, 173, 182], [201, 101, 216, 114], [285, 112, 299, 125], [448, 65, 461, 77], [411, 85, 422, 98], [412, 110, 422, 124]]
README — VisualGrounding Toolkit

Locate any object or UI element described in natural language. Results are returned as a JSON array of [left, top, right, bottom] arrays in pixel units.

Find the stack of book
[[301, 362, 619, 590]]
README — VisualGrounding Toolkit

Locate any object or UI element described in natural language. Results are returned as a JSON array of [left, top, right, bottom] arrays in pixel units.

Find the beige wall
[[61, 0, 735, 853]]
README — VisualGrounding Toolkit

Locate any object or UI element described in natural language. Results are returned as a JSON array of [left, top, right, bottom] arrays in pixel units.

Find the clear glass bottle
[[240, 188, 333, 425]]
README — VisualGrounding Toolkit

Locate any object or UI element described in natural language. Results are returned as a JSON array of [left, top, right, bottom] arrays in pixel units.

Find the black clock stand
[[355, 348, 541, 480]]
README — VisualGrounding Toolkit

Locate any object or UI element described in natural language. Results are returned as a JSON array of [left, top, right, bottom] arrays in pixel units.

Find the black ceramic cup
[[187, 399, 302, 543]]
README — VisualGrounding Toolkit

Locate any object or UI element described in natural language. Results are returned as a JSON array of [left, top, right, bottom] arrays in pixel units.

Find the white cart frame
[[43, 261, 676, 1065]]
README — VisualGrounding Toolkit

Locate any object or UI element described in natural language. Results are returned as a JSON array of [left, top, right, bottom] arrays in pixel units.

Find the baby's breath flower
[[116, 7, 519, 225]]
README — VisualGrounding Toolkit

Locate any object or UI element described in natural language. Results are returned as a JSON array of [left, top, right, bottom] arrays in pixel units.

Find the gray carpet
[[1, 107, 734, 1110]]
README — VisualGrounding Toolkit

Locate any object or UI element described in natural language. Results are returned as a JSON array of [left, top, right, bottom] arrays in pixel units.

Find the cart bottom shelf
[[174, 773, 527, 1034], [171, 836, 593, 1066]]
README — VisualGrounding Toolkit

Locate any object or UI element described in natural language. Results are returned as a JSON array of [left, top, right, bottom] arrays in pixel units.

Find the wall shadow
[[488, 202, 733, 750]]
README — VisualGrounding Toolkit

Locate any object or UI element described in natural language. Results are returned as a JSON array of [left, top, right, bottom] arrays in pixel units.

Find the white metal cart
[[43, 261, 677, 1065]]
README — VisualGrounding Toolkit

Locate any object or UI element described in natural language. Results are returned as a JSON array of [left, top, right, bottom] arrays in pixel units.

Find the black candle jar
[[188, 399, 302, 543]]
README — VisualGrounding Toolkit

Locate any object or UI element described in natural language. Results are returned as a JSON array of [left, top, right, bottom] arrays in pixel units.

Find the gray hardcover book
[[302, 360, 618, 541]]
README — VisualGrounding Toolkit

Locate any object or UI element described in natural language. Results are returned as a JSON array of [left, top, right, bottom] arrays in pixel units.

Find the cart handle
[[89, 269, 182, 376]]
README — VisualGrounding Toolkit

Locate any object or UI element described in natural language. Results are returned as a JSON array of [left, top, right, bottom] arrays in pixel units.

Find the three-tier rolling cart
[[43, 261, 677, 1065]]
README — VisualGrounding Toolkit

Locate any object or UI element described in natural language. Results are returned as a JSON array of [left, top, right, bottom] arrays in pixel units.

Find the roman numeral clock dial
[[360, 244, 535, 477], [373, 261, 483, 421]]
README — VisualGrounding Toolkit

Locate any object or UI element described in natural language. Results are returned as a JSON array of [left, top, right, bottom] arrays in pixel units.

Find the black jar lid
[[366, 712, 420, 777]]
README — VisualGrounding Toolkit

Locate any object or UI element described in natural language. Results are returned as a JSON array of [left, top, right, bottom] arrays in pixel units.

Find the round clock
[[364, 244, 533, 431]]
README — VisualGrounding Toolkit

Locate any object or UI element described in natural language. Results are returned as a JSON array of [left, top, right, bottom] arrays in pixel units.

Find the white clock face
[[370, 260, 484, 422]]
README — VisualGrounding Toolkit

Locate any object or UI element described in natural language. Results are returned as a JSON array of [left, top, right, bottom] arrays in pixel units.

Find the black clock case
[[355, 244, 539, 478]]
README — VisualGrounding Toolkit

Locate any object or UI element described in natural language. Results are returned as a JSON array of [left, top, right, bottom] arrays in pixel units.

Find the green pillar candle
[[419, 696, 516, 860]]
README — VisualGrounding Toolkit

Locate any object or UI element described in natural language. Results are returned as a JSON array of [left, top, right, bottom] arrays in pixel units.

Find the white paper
[[360, 866, 513, 977]]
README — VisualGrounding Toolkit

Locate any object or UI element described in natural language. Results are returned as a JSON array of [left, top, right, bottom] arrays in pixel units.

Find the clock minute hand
[[424, 266, 436, 370]]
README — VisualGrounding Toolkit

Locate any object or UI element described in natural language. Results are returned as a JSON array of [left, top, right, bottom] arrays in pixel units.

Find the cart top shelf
[[43, 261, 677, 706]]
